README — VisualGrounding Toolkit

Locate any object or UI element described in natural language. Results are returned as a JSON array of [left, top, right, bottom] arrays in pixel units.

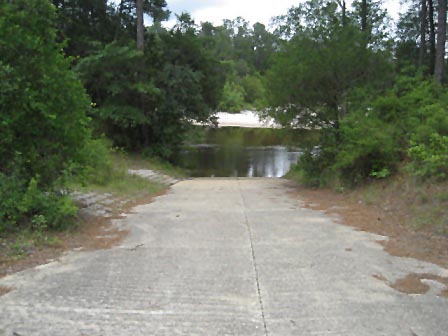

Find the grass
[[72, 150, 188, 198], [1, 151, 183, 265], [122, 153, 188, 179], [74, 154, 165, 198], [349, 175, 448, 236], [286, 165, 448, 236], [0, 228, 63, 263]]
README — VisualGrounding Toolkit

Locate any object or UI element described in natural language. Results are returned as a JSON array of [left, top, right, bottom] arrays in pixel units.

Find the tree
[[0, 0, 91, 184], [1, 0, 96, 229], [435, 0, 447, 83], [76, 18, 225, 157], [136, 0, 144, 50], [419, 0, 428, 67], [51, 0, 117, 56], [267, 0, 392, 128], [428, 0, 436, 74]]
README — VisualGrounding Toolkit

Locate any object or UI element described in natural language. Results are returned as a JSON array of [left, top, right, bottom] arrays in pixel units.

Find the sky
[[162, 0, 408, 28]]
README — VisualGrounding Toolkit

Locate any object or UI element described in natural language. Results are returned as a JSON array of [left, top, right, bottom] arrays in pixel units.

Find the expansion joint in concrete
[[238, 180, 269, 336]]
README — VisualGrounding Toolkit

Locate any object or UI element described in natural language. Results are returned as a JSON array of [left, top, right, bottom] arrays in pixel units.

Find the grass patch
[[286, 167, 448, 236], [118, 152, 188, 179], [72, 151, 183, 198], [0, 228, 63, 263], [73, 156, 166, 198], [2, 151, 179, 266], [352, 175, 447, 235]]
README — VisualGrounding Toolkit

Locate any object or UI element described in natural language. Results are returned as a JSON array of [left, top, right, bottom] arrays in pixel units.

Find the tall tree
[[435, 0, 447, 83], [428, 0, 436, 73], [336, 0, 347, 26], [361, 0, 368, 32], [136, 0, 144, 51], [419, 0, 428, 67]]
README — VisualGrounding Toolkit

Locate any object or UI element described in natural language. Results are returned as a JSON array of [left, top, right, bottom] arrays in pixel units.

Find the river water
[[173, 127, 319, 178]]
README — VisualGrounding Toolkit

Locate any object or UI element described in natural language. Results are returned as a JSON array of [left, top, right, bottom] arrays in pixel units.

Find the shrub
[[333, 112, 400, 185], [0, 0, 91, 185], [0, 175, 77, 233], [218, 81, 246, 112], [408, 133, 448, 181], [0, 0, 99, 232]]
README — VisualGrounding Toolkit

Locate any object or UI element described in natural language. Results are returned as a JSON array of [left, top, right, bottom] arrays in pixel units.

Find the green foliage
[[370, 168, 390, 179], [241, 74, 267, 108], [294, 74, 448, 187], [0, 0, 91, 186], [76, 27, 225, 159], [0, 0, 107, 233], [266, 23, 393, 127], [199, 19, 275, 112], [266, 0, 448, 187], [408, 134, 448, 180], [76, 138, 114, 186], [0, 174, 77, 233], [218, 81, 246, 112], [334, 112, 399, 184]]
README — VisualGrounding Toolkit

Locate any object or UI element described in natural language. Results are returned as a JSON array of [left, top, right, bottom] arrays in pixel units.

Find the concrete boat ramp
[[1, 178, 447, 335]]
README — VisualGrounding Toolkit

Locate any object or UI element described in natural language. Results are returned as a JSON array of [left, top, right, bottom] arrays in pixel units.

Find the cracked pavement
[[1, 178, 448, 335]]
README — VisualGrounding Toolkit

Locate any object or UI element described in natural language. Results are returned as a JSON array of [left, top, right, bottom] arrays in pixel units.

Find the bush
[[333, 112, 400, 185], [408, 133, 448, 181], [0, 0, 101, 232], [295, 76, 448, 188], [77, 138, 114, 186], [218, 81, 246, 112], [0, 0, 91, 185], [0, 175, 77, 233]]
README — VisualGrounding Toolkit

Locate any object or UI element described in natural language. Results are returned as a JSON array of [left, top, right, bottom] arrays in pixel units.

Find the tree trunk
[[360, 0, 369, 48], [114, 0, 125, 40], [435, 0, 447, 83], [336, 0, 346, 27], [136, 0, 147, 146], [419, 0, 427, 67], [136, 0, 144, 51], [361, 0, 368, 33], [429, 0, 436, 74]]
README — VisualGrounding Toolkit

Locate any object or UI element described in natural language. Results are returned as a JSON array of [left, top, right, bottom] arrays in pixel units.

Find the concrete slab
[[0, 179, 447, 335]]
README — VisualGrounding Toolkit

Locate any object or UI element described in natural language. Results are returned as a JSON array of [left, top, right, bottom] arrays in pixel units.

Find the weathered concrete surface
[[1, 179, 448, 335]]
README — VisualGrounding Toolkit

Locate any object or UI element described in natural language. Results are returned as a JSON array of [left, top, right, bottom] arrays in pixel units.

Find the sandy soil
[[215, 111, 279, 128]]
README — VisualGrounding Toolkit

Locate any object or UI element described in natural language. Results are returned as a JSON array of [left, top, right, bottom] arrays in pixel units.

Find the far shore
[[215, 111, 280, 128]]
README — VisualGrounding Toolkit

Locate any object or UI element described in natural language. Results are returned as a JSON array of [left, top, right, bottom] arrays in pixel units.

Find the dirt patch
[[374, 273, 448, 297], [287, 183, 448, 271], [391, 273, 448, 296], [0, 190, 167, 278], [0, 285, 12, 296]]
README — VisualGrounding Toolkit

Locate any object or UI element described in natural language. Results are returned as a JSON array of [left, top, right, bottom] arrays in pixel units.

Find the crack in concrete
[[238, 179, 269, 336]]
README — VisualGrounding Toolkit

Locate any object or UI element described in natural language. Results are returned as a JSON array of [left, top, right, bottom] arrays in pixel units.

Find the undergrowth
[[287, 166, 448, 236]]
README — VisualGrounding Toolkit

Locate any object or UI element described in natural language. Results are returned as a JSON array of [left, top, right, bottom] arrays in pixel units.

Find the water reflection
[[173, 127, 318, 178], [246, 147, 301, 177]]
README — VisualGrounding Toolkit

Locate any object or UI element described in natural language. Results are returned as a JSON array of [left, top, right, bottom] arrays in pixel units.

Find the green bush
[[77, 138, 114, 186], [408, 133, 448, 180], [0, 0, 91, 184], [0, 0, 102, 232], [296, 76, 448, 188], [0, 175, 77, 233], [334, 112, 400, 185], [241, 74, 266, 108], [218, 81, 246, 112]]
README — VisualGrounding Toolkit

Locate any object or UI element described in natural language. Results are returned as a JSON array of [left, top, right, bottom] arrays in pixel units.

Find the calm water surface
[[173, 127, 319, 178]]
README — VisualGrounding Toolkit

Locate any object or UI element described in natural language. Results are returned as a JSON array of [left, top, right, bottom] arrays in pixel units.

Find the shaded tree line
[[266, 0, 448, 186]]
